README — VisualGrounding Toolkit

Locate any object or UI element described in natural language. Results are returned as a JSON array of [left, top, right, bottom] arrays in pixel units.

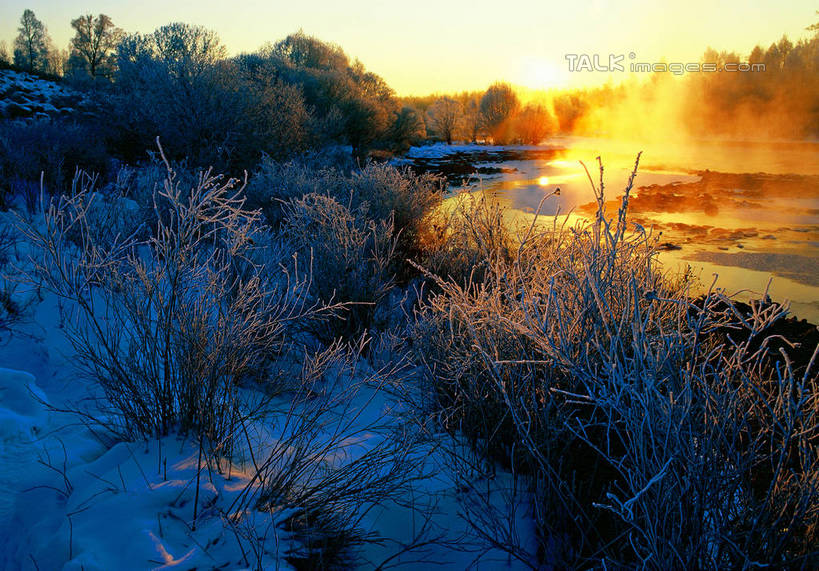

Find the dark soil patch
[[404, 147, 565, 185], [700, 297, 818, 378]]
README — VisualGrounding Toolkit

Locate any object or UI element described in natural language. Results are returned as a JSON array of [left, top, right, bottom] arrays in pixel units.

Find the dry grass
[[21, 144, 329, 451], [282, 192, 397, 340], [412, 153, 819, 567], [224, 339, 432, 569], [18, 147, 433, 567]]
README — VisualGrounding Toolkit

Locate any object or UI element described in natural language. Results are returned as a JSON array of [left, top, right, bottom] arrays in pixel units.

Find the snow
[[2, 426, 297, 569], [51, 438, 295, 570], [0, 210, 538, 569], [405, 142, 560, 160], [0, 368, 48, 440], [0, 69, 90, 120]]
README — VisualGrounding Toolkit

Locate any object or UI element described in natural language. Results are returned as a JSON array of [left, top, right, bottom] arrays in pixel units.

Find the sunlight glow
[[537, 176, 550, 186], [517, 58, 567, 89]]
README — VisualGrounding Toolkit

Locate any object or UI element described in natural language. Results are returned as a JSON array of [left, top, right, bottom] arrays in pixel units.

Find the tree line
[[403, 84, 558, 146], [545, 26, 819, 140], [403, 12, 819, 143], [2, 7, 816, 168], [0, 9, 564, 153], [0, 10, 439, 170], [0, 10, 122, 79]]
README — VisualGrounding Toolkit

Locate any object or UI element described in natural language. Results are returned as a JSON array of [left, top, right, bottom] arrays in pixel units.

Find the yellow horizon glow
[[0, 0, 815, 96]]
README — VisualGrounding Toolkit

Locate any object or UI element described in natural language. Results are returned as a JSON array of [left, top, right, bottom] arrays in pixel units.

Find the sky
[[1, 0, 816, 95]]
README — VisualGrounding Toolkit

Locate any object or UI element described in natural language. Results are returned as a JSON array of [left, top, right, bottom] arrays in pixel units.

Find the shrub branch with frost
[[412, 153, 819, 567], [20, 143, 327, 449], [282, 192, 397, 339]]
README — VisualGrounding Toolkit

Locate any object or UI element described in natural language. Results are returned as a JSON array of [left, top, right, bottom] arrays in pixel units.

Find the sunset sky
[[1, 0, 815, 94]]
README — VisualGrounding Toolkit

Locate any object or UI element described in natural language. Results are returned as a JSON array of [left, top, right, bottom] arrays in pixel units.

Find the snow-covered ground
[[0, 69, 93, 121], [404, 142, 560, 160], [0, 209, 536, 569]]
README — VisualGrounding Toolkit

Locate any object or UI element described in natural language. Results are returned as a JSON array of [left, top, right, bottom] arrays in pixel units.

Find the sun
[[517, 57, 566, 89], [537, 176, 550, 186]]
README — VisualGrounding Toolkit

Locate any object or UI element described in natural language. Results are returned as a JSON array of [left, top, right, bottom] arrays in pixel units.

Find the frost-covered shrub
[[56, 162, 199, 254], [23, 156, 325, 450], [412, 155, 819, 567], [58, 171, 148, 252], [282, 192, 396, 339], [0, 220, 32, 336], [346, 162, 444, 267], [233, 341, 422, 569], [109, 29, 310, 171], [104, 158, 199, 234], [414, 191, 515, 288], [245, 158, 345, 228], [248, 157, 443, 279]]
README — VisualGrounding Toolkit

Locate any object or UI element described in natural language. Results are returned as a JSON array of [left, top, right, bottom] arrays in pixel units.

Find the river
[[402, 136, 819, 322]]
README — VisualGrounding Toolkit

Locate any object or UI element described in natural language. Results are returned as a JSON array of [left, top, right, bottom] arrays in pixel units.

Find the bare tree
[[457, 92, 483, 143], [479, 82, 520, 144], [427, 96, 463, 144], [13, 9, 51, 73], [513, 103, 555, 144], [69, 13, 124, 78], [151, 22, 227, 81], [46, 47, 67, 77]]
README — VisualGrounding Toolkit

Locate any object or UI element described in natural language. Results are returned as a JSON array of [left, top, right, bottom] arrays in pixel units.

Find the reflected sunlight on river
[[436, 137, 819, 322]]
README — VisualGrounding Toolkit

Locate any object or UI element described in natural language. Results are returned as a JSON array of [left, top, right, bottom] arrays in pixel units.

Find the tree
[[514, 104, 555, 144], [386, 106, 426, 152], [807, 11, 819, 33], [479, 82, 520, 143], [762, 38, 792, 72], [237, 74, 310, 162], [69, 13, 124, 78], [13, 9, 51, 73], [115, 33, 156, 83], [427, 96, 463, 144], [254, 33, 406, 157], [111, 26, 232, 166], [151, 22, 227, 81], [342, 92, 388, 160], [346, 60, 397, 156], [553, 93, 588, 132], [0, 41, 10, 65], [273, 31, 348, 71], [110, 24, 311, 170], [457, 92, 483, 142], [748, 45, 765, 63], [262, 33, 404, 157], [46, 47, 67, 76]]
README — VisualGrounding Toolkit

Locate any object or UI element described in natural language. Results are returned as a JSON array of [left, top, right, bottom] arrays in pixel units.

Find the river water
[[404, 137, 819, 322]]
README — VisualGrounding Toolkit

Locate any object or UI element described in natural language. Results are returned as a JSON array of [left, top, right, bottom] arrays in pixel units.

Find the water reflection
[[440, 139, 819, 322]]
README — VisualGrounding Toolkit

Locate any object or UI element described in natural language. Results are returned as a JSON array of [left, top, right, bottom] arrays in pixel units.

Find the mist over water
[[556, 136, 819, 176]]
